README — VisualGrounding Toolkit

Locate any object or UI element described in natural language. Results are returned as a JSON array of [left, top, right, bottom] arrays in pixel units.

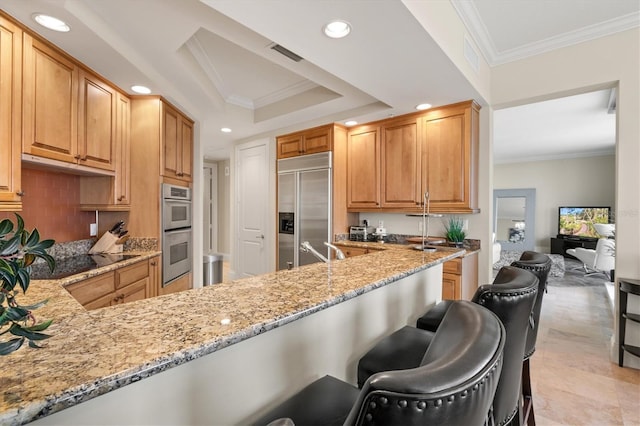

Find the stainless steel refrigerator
[[277, 152, 332, 270]]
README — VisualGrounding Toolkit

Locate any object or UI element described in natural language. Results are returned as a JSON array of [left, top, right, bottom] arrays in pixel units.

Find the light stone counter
[[2, 247, 463, 425]]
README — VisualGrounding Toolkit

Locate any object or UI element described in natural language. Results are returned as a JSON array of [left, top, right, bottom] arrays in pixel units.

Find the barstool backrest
[[346, 301, 505, 426], [511, 251, 552, 358], [472, 265, 538, 426]]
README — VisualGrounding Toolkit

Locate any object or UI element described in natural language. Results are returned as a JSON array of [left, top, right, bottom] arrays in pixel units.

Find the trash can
[[203, 254, 223, 286]]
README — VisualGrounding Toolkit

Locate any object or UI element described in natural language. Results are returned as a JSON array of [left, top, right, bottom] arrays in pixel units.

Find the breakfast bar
[[2, 247, 463, 425]]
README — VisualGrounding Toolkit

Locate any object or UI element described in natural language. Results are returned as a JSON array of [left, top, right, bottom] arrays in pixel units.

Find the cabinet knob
[[16, 191, 24, 197], [74, 155, 81, 160], [150, 261, 157, 266], [117, 195, 124, 201]]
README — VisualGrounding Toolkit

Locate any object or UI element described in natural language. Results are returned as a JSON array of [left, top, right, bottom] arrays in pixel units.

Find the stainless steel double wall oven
[[162, 183, 192, 286]]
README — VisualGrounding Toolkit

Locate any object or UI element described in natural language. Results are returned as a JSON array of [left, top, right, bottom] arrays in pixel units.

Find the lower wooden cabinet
[[158, 272, 191, 296], [65, 259, 153, 310], [442, 252, 478, 301]]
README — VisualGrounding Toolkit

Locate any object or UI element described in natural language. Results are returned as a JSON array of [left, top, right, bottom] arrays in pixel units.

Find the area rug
[[549, 258, 612, 287], [493, 250, 565, 278]]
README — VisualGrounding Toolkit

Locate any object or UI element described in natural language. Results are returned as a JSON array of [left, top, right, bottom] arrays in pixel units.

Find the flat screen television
[[558, 206, 611, 239]]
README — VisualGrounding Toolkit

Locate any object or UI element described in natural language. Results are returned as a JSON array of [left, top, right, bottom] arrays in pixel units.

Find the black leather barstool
[[254, 301, 506, 426], [359, 266, 539, 426], [511, 251, 552, 426]]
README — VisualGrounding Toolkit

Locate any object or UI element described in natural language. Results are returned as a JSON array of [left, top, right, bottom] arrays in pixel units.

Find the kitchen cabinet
[[276, 124, 333, 159], [346, 124, 380, 209], [148, 255, 161, 298], [421, 101, 479, 213], [22, 33, 78, 165], [79, 91, 131, 211], [346, 100, 480, 214], [0, 15, 22, 210], [380, 116, 421, 209], [161, 102, 193, 183], [158, 272, 192, 296], [442, 252, 478, 301], [22, 32, 118, 173], [65, 259, 152, 310]]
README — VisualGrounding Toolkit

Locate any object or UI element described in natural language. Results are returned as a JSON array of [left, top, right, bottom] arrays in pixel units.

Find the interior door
[[237, 141, 269, 278]]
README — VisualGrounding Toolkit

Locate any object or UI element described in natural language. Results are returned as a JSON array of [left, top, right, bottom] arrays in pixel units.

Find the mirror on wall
[[493, 188, 536, 252]]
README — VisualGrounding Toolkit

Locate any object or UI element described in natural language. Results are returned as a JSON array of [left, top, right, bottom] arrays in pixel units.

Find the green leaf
[[0, 218, 13, 237], [5, 306, 29, 321], [25, 228, 40, 248], [28, 340, 44, 349], [9, 324, 51, 340], [24, 318, 53, 332], [0, 235, 20, 256], [18, 298, 49, 311], [0, 337, 24, 355], [17, 268, 30, 293]]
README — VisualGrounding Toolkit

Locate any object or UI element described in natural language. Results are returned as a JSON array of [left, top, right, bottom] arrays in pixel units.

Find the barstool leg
[[522, 358, 536, 426]]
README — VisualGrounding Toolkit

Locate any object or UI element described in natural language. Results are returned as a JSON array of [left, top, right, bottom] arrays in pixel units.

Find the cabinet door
[[0, 16, 22, 208], [422, 102, 479, 213], [115, 260, 149, 289], [83, 292, 116, 310], [65, 272, 115, 306], [179, 116, 193, 182], [277, 133, 303, 159], [381, 117, 421, 208], [23, 34, 78, 163], [117, 278, 149, 305], [115, 93, 131, 204], [343, 246, 369, 257], [442, 273, 460, 300], [77, 70, 116, 171], [161, 102, 180, 179], [148, 256, 161, 298], [347, 125, 380, 209], [303, 126, 332, 155]]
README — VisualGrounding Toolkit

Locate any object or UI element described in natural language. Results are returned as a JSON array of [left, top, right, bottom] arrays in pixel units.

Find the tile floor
[[531, 277, 640, 425]]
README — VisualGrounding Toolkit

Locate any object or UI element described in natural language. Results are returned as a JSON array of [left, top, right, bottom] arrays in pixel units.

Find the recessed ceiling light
[[221, 128, 232, 133], [324, 20, 351, 39], [32, 13, 70, 32], [131, 85, 151, 94], [345, 120, 358, 126], [416, 103, 432, 111]]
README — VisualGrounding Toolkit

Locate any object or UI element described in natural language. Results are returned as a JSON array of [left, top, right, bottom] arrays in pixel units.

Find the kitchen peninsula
[[2, 246, 463, 425]]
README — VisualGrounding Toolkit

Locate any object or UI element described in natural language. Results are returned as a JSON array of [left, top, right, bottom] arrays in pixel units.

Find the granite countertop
[[335, 240, 480, 257], [2, 246, 463, 425]]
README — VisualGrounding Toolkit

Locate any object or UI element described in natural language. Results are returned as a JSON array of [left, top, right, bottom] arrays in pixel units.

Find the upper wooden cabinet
[[79, 91, 131, 211], [0, 15, 23, 210], [347, 100, 480, 214], [22, 33, 117, 172], [380, 116, 422, 209], [277, 124, 333, 159], [161, 102, 193, 183], [421, 101, 479, 213], [346, 124, 380, 209], [22, 33, 79, 164], [77, 69, 117, 171]]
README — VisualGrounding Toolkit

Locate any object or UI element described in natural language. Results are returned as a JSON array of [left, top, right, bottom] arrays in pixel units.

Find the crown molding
[[451, 0, 640, 66]]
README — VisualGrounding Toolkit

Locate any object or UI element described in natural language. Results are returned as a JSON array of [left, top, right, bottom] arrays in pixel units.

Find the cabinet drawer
[[115, 260, 149, 289], [65, 272, 115, 305], [443, 259, 462, 275]]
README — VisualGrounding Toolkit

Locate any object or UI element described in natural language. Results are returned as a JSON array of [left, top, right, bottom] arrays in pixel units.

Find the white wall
[[494, 155, 615, 252], [217, 159, 231, 254], [491, 29, 640, 368]]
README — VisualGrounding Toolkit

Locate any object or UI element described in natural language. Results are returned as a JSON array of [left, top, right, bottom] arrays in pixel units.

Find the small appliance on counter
[[349, 225, 376, 242]]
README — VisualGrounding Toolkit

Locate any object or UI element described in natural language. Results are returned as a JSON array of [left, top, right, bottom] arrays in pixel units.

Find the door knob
[[256, 234, 265, 239]]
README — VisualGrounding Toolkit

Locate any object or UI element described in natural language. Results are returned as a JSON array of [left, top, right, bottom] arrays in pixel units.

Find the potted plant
[[0, 214, 55, 355], [444, 216, 466, 247]]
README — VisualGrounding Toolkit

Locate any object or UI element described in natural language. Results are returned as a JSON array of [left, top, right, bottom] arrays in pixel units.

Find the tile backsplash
[[0, 168, 94, 243]]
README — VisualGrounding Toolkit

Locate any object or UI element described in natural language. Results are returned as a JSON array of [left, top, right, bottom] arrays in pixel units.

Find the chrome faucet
[[300, 241, 329, 263], [324, 242, 346, 260]]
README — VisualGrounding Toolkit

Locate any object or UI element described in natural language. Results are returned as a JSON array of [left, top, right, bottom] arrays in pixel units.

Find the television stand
[[550, 237, 598, 258]]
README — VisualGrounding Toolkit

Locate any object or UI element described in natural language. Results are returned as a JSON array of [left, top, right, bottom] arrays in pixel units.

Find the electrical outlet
[[90, 223, 97, 237]]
